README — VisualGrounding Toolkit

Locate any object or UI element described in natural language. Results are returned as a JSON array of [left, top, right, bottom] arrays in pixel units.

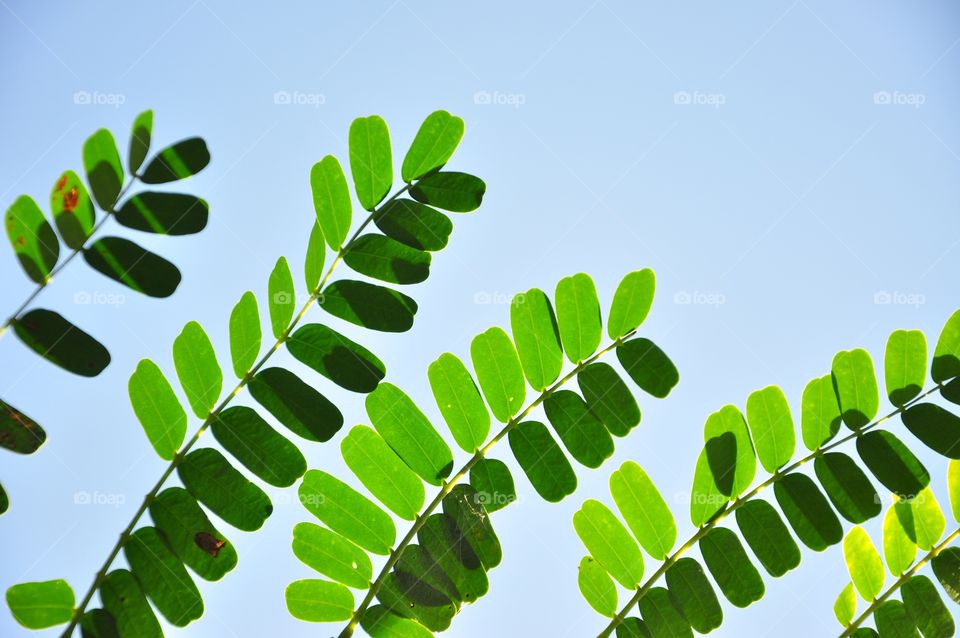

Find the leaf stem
[[598, 383, 945, 638], [337, 330, 638, 638]]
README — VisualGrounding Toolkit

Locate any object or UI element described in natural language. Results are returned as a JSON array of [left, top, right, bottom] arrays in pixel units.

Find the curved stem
[[337, 330, 638, 638], [599, 383, 946, 638], [840, 526, 960, 637], [62, 185, 410, 637]]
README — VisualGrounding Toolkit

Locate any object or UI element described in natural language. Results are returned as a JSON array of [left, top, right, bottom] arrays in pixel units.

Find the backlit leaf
[[699, 527, 765, 608], [320, 279, 417, 332], [469, 458, 516, 513], [573, 499, 644, 589], [609, 461, 675, 560], [932, 547, 960, 603], [932, 310, 960, 383], [149, 487, 237, 581], [746, 385, 795, 473], [543, 390, 614, 468], [901, 403, 960, 459], [857, 430, 930, 497], [814, 452, 881, 524], [885, 329, 927, 406], [638, 587, 693, 638], [178, 447, 272, 531], [84, 236, 181, 297], [6, 580, 74, 629], [843, 526, 885, 600], [883, 503, 918, 577], [555, 273, 602, 363], [139, 137, 210, 184], [304, 222, 325, 292], [287, 323, 385, 393], [704, 405, 756, 498], [50, 170, 94, 249], [875, 600, 919, 637], [508, 420, 576, 502], [510, 288, 563, 391], [361, 606, 434, 638], [409, 171, 485, 212], [607, 269, 655, 339], [832, 348, 880, 429], [268, 256, 295, 339], [895, 488, 946, 551], [950, 460, 960, 523], [172, 321, 222, 419], [578, 556, 617, 617], [128, 109, 153, 174], [616, 338, 679, 399], [292, 522, 372, 589], [311, 155, 352, 251], [902, 575, 954, 638], [99, 570, 161, 638], [470, 327, 525, 423], [664, 558, 723, 633], [578, 362, 641, 437], [5, 195, 58, 283], [735, 499, 801, 577], [299, 469, 396, 555], [211, 406, 306, 487], [773, 472, 843, 551], [285, 579, 354, 622], [342, 424, 425, 520], [83, 129, 124, 209], [418, 513, 489, 604], [115, 192, 208, 235], [13, 308, 109, 376], [428, 352, 489, 452], [248, 367, 342, 442], [124, 527, 203, 626], [801, 374, 842, 451], [349, 115, 392, 210], [343, 234, 430, 284], [0, 399, 45, 454], [834, 582, 856, 627], [402, 110, 465, 182], [228, 291, 261, 378], [443, 484, 502, 569], [128, 359, 187, 460], [690, 446, 729, 527], [374, 199, 451, 251]]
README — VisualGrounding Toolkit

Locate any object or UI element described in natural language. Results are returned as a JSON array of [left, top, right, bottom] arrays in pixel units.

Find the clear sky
[[1, 1, 959, 636]]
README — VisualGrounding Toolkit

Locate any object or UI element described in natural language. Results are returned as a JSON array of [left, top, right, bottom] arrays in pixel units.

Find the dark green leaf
[[248, 367, 343, 442], [902, 575, 954, 638], [902, 403, 960, 459], [578, 556, 617, 617], [228, 291, 260, 379], [50, 170, 95, 249], [172, 321, 222, 419], [469, 458, 516, 513], [299, 469, 395, 555], [304, 222, 325, 292], [402, 110, 465, 182], [418, 514, 489, 603], [843, 526, 885, 601], [875, 600, 919, 638], [377, 571, 454, 631], [543, 390, 614, 468], [857, 430, 930, 498], [124, 527, 202, 627], [555, 273, 602, 363], [735, 499, 801, 577], [343, 234, 430, 284], [832, 348, 880, 429], [287, 323, 385, 393], [366, 382, 453, 485], [510, 288, 563, 391], [267, 256, 295, 339], [82, 129, 124, 209], [78, 608, 117, 638], [374, 199, 451, 251], [704, 405, 756, 497], [573, 499, 644, 589], [292, 522, 372, 589], [932, 547, 960, 603], [320, 279, 417, 332], [311, 155, 352, 251], [610, 461, 675, 560], [508, 420, 577, 502], [885, 329, 927, 406], [211, 406, 305, 488], [0, 399, 45, 454], [801, 374, 842, 451], [83, 236, 181, 297], [148, 487, 237, 581], [471, 326, 526, 422], [933, 310, 960, 383], [285, 579, 354, 622], [607, 269, 655, 339], [341, 424, 425, 520], [638, 587, 693, 638], [578, 362, 641, 437], [443, 484, 501, 569], [428, 352, 489, 452], [409, 171, 485, 212], [699, 527, 765, 608], [745, 385, 795, 472], [773, 472, 843, 551], [6, 579, 74, 629], [361, 606, 434, 638], [393, 544, 459, 610], [814, 452, 881, 523], [128, 109, 153, 174], [349, 115, 392, 210], [139, 137, 210, 184], [0, 483, 6, 515], [13, 309, 109, 376], [115, 192, 208, 235], [5, 195, 58, 283], [943, 378, 960, 406], [99, 570, 161, 638], [665, 558, 722, 633], [178, 447, 272, 531], [128, 359, 187, 460], [617, 337, 679, 399], [616, 618, 652, 638]]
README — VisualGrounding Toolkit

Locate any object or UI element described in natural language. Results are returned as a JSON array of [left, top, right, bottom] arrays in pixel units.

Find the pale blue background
[[2, 1, 959, 636]]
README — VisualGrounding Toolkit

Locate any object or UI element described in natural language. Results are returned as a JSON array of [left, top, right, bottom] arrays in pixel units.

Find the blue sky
[[1, 1, 959, 636]]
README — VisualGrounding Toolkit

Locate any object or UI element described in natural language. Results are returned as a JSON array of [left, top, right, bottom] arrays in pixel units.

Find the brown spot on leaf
[[194, 531, 225, 557], [63, 187, 79, 213], [55, 175, 68, 191]]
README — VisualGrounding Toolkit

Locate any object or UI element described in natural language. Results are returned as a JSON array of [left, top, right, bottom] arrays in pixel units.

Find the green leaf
[[78, 608, 118, 637], [267, 256, 295, 339], [115, 192, 208, 235], [902, 403, 960, 459], [508, 420, 576, 502], [304, 222, 326, 292], [124, 527, 203, 626], [0, 399, 45, 454], [393, 542, 462, 611], [409, 171, 485, 212], [664, 558, 723, 633], [835, 582, 857, 627], [82, 129, 124, 209], [933, 547, 960, 603], [377, 571, 454, 631], [704, 405, 756, 497], [361, 606, 434, 638], [443, 484, 502, 569], [469, 458, 516, 513], [418, 513, 489, 604], [6, 579, 74, 629], [832, 348, 880, 429], [299, 469, 396, 555], [773, 472, 843, 551], [801, 374, 842, 451], [5, 195, 58, 283], [128, 359, 187, 460], [933, 310, 960, 383], [745, 385, 795, 472], [814, 452, 881, 524], [470, 327, 525, 422], [285, 579, 354, 622], [428, 352, 490, 452], [573, 499, 644, 589], [211, 406, 306, 487], [178, 447, 272, 531], [555, 273, 602, 363], [616, 618, 652, 638], [128, 109, 153, 174], [228, 291, 261, 379], [287, 323, 386, 393], [875, 600, 919, 637], [83, 236, 181, 297], [349, 115, 393, 210], [149, 487, 237, 581], [844, 526, 885, 600], [343, 234, 431, 284], [320, 279, 417, 332], [543, 390, 614, 468], [375, 199, 452, 251], [50, 170, 95, 249], [578, 362, 641, 437], [139, 137, 210, 184], [689, 446, 729, 527], [949, 460, 960, 523], [943, 378, 960, 406], [0, 483, 7, 515], [699, 527, 765, 608], [292, 522, 372, 589], [617, 337, 679, 399], [578, 556, 617, 617], [172, 321, 222, 419], [311, 155, 352, 251], [510, 288, 563, 391], [638, 587, 693, 638], [607, 269, 655, 339], [609, 461, 675, 560], [735, 499, 801, 577], [402, 110, 465, 182], [883, 503, 918, 576], [895, 488, 946, 551], [341, 424, 425, 520], [99, 570, 161, 638], [885, 329, 928, 406], [857, 430, 930, 497], [248, 367, 343, 442], [13, 308, 109, 376], [902, 575, 955, 638], [366, 382, 453, 485]]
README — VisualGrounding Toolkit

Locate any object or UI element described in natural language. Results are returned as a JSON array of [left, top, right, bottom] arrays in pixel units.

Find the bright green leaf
[[607, 269, 655, 340], [689, 446, 729, 527], [746, 385, 795, 473], [268, 256, 295, 339], [573, 499, 644, 589], [172, 321, 222, 418], [304, 222, 326, 292], [895, 488, 946, 551], [128, 359, 187, 460], [402, 110, 465, 182], [228, 293, 261, 380], [342, 424, 425, 520], [470, 327, 525, 423], [949, 460, 960, 523], [128, 109, 153, 174], [299, 469, 395, 555], [83, 236, 181, 297], [349, 115, 392, 210], [832, 348, 880, 430], [932, 309, 960, 383], [292, 522, 372, 589], [801, 374, 842, 451], [883, 503, 918, 576], [704, 405, 756, 498], [285, 579, 354, 622], [50, 170, 95, 249], [311, 155, 352, 251], [13, 309, 109, 377], [555, 273, 602, 363], [578, 556, 617, 617], [609, 462, 675, 560], [885, 329, 927, 406], [428, 352, 490, 452], [82, 129, 124, 209], [6, 580, 74, 629], [5, 195, 59, 283], [835, 582, 857, 627], [139, 137, 210, 184], [844, 526, 885, 600], [510, 288, 563, 391]]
